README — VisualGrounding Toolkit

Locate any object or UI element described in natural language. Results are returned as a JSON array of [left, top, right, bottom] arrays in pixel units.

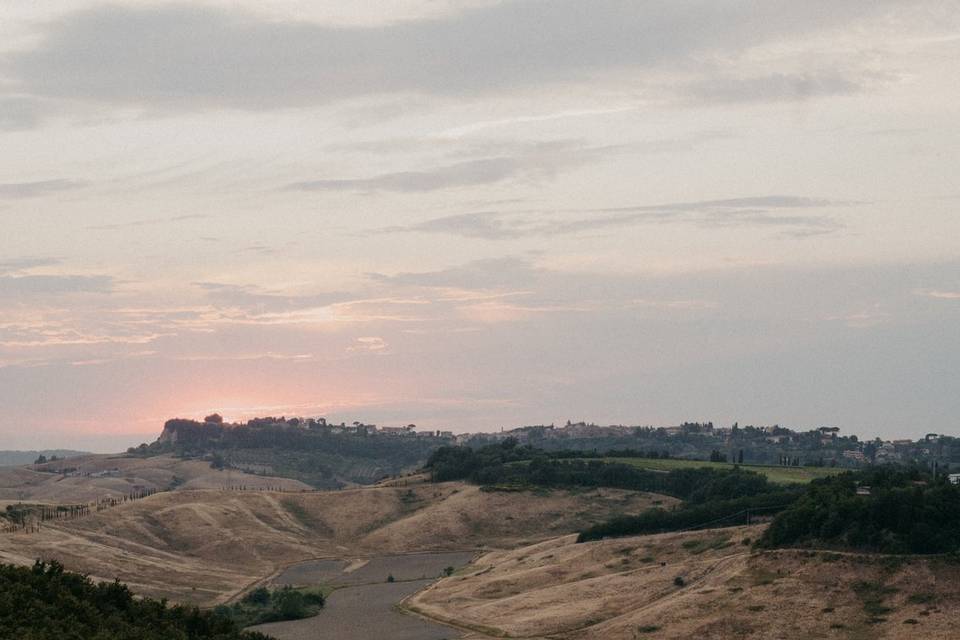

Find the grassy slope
[[603, 456, 841, 484], [0, 454, 313, 505], [409, 526, 960, 640], [0, 483, 670, 607]]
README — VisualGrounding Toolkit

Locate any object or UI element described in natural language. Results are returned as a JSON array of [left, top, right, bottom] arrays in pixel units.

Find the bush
[[242, 587, 270, 606], [272, 587, 307, 621], [428, 442, 783, 503], [221, 585, 324, 627], [577, 490, 801, 542], [0, 561, 269, 640], [759, 467, 960, 554]]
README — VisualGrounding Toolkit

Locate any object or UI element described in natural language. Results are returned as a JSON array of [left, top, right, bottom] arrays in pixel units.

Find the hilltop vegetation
[[604, 456, 839, 484], [427, 440, 800, 501], [427, 440, 808, 542], [141, 417, 447, 487], [760, 467, 960, 554], [0, 561, 268, 640]]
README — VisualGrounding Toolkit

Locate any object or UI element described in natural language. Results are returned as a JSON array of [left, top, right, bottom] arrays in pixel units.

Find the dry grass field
[[0, 453, 311, 504], [0, 482, 670, 607], [408, 526, 960, 639], [604, 457, 842, 484]]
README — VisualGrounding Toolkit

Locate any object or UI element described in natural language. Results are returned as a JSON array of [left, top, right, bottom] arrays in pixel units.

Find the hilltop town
[[145, 414, 960, 477]]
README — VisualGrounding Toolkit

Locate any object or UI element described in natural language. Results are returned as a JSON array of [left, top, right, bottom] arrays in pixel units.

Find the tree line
[[425, 440, 782, 503], [215, 585, 325, 628], [758, 467, 960, 554], [0, 561, 270, 640], [577, 490, 802, 542], [1, 488, 161, 535]]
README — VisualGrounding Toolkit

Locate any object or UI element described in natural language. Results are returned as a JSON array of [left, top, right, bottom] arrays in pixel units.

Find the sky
[[1, 1, 958, 451]]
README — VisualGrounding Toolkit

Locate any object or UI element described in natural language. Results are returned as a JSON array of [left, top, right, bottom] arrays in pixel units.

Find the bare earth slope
[[408, 526, 960, 639], [0, 483, 669, 606]]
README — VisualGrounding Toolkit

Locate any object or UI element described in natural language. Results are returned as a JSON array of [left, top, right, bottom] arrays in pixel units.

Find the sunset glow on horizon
[[2, 1, 959, 451]]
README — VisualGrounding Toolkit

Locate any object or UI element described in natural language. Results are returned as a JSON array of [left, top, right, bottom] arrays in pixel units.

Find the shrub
[[759, 467, 960, 554], [242, 587, 271, 606], [0, 561, 269, 640]]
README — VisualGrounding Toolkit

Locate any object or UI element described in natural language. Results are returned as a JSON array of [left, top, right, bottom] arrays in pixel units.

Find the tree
[[204, 413, 224, 424], [273, 587, 307, 620], [34, 455, 47, 465], [243, 587, 270, 606]]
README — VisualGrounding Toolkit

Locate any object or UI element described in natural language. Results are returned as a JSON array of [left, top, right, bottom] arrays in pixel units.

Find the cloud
[[683, 71, 866, 104], [368, 257, 541, 290], [0, 97, 50, 131], [193, 282, 346, 314], [286, 141, 596, 193], [0, 1, 915, 112], [919, 290, 960, 300], [0, 258, 61, 275], [0, 179, 84, 199], [0, 274, 113, 298], [379, 195, 851, 239], [86, 214, 209, 231], [347, 336, 389, 354]]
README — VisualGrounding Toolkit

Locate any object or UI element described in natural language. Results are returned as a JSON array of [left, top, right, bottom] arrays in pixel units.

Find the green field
[[603, 457, 842, 484]]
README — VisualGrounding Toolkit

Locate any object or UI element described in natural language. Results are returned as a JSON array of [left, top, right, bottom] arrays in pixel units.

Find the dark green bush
[[759, 467, 960, 554], [0, 561, 269, 640]]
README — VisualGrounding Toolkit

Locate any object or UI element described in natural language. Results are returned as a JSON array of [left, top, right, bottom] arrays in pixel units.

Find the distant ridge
[[0, 450, 90, 467]]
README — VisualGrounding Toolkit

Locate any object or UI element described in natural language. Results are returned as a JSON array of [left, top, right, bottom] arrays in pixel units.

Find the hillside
[[143, 418, 449, 487], [603, 456, 840, 484], [0, 483, 670, 607], [0, 450, 89, 467], [0, 453, 311, 505], [407, 526, 960, 639]]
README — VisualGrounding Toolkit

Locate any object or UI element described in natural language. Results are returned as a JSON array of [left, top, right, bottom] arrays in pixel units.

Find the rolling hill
[[0, 482, 672, 607], [0, 453, 311, 506], [0, 450, 89, 467], [407, 526, 960, 639]]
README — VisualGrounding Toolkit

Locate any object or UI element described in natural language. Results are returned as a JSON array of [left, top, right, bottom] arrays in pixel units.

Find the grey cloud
[[0, 180, 85, 199], [0, 97, 49, 131], [287, 157, 530, 193], [1, 1, 912, 112], [287, 141, 596, 193], [0, 258, 61, 275], [86, 213, 209, 231], [0, 274, 113, 297], [683, 72, 865, 104], [368, 257, 541, 289], [379, 195, 852, 239], [193, 282, 346, 313]]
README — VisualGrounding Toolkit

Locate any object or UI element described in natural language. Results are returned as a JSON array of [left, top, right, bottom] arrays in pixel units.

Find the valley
[[0, 474, 667, 607], [250, 552, 475, 640], [2, 441, 957, 640]]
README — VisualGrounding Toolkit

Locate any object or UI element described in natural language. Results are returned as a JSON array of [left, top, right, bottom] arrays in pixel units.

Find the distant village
[[155, 414, 959, 471]]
